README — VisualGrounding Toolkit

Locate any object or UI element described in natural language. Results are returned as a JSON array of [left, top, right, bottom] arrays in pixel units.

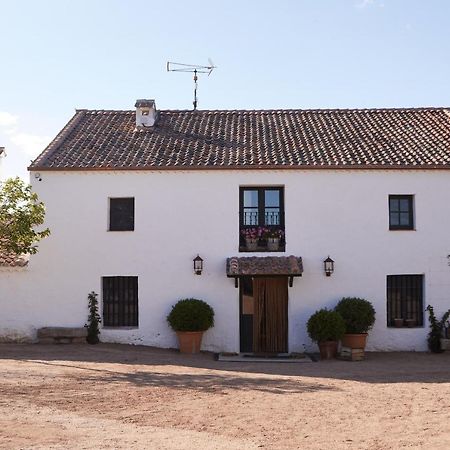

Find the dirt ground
[[0, 345, 449, 450]]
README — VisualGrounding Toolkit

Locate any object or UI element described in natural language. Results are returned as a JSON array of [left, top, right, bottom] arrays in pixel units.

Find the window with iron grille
[[109, 198, 135, 231], [102, 276, 138, 327], [389, 195, 414, 230], [387, 275, 423, 327], [239, 187, 285, 252]]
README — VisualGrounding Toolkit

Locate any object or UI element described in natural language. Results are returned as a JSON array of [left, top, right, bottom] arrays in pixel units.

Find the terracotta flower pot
[[318, 341, 338, 360], [267, 237, 280, 251], [176, 331, 204, 354], [245, 238, 258, 251], [341, 333, 368, 349]]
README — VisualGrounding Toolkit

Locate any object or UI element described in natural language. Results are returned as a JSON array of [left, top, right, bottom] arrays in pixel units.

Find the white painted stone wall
[[2, 169, 450, 352]]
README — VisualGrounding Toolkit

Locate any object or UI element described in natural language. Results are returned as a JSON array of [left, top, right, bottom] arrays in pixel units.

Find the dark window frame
[[386, 274, 424, 328], [109, 197, 135, 231], [389, 195, 414, 230], [102, 276, 139, 328], [239, 186, 285, 252]]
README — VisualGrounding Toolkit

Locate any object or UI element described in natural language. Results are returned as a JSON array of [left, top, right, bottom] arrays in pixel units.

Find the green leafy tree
[[0, 177, 50, 255]]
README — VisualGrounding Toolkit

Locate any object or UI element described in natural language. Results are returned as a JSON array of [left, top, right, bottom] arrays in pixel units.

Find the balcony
[[239, 187, 285, 252], [240, 215, 285, 252]]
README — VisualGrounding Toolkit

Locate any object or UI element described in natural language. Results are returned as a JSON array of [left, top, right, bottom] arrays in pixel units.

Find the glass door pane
[[264, 189, 280, 226], [243, 190, 259, 225]]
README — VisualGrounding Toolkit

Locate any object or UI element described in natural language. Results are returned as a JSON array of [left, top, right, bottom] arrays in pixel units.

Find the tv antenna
[[167, 59, 216, 110]]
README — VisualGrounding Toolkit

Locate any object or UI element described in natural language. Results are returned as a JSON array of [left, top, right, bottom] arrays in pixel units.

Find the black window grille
[[387, 275, 423, 327], [102, 276, 138, 327], [389, 195, 414, 230], [239, 187, 285, 252], [109, 198, 135, 231]]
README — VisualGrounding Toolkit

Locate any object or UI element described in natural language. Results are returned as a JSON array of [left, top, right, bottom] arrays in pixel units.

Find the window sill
[[239, 246, 286, 253], [102, 327, 139, 330], [387, 326, 424, 329], [388, 228, 415, 231]]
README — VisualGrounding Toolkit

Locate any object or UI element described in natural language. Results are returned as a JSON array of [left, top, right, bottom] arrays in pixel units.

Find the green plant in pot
[[85, 291, 101, 345], [426, 305, 450, 353], [307, 308, 346, 360], [335, 297, 376, 350], [167, 298, 215, 354]]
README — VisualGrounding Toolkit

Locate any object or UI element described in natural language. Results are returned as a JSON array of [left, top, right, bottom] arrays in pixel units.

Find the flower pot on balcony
[[267, 237, 280, 251], [245, 238, 258, 251], [405, 319, 416, 328], [394, 318, 404, 328]]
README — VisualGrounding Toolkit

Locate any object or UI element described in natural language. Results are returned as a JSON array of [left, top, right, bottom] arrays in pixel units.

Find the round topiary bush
[[335, 297, 376, 334], [307, 308, 346, 343], [167, 298, 215, 332]]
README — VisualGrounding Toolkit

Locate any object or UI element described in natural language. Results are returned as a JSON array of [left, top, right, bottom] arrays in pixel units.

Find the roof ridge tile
[[75, 107, 448, 114]]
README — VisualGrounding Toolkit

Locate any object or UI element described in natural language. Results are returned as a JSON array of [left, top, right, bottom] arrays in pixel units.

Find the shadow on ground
[[1, 343, 449, 384], [17, 359, 335, 394]]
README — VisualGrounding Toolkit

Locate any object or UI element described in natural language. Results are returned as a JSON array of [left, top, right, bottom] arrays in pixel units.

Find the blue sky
[[1, 0, 449, 180]]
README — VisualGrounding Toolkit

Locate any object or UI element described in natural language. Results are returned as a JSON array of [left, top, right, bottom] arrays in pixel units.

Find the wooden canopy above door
[[226, 256, 303, 287]]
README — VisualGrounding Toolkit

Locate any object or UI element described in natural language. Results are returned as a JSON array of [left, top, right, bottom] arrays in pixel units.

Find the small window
[[109, 198, 134, 231], [387, 275, 423, 327], [389, 195, 414, 230], [102, 276, 138, 327]]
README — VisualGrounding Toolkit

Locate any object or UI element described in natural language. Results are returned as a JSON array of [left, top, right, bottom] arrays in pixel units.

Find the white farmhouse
[[1, 101, 450, 352]]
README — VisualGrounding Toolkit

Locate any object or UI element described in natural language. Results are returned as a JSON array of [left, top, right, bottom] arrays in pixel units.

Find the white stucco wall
[[2, 169, 450, 352]]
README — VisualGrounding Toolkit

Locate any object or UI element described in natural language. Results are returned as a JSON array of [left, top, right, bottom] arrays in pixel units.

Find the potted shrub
[[426, 305, 450, 353], [167, 298, 215, 354], [307, 308, 346, 360], [263, 228, 284, 251], [335, 297, 376, 350]]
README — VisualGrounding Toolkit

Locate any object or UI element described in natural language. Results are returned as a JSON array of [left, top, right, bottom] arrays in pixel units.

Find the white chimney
[[135, 99, 157, 129]]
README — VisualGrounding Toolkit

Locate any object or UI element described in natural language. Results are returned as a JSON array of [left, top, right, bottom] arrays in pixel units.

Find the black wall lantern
[[193, 255, 203, 275], [324, 256, 334, 277]]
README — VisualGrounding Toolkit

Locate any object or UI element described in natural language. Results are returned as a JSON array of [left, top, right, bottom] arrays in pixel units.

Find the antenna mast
[[167, 60, 216, 110]]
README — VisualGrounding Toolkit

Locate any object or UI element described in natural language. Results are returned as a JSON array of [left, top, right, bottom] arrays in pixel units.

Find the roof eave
[[27, 164, 450, 172]]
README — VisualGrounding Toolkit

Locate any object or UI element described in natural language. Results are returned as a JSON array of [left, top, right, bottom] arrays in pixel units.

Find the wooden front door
[[239, 276, 288, 353]]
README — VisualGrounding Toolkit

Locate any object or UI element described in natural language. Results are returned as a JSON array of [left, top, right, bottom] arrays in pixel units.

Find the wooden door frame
[[239, 275, 289, 354], [239, 276, 253, 353]]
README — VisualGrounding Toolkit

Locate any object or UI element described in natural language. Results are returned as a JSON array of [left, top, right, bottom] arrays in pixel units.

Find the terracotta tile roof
[[30, 108, 450, 170], [0, 251, 29, 268], [226, 256, 303, 277]]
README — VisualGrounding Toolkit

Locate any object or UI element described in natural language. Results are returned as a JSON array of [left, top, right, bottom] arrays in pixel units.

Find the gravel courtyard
[[0, 344, 449, 450]]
